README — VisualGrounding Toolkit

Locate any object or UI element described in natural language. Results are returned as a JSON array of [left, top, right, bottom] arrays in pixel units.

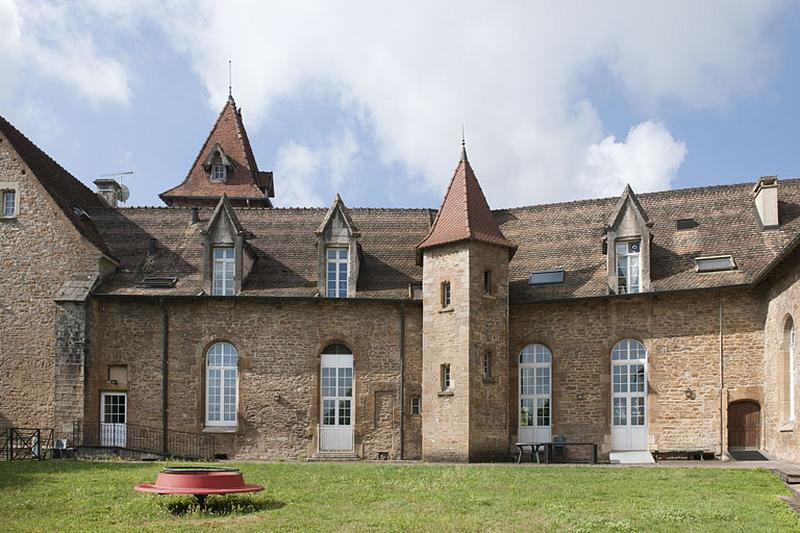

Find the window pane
[[521, 368, 534, 396], [323, 399, 336, 425], [631, 397, 645, 426], [338, 399, 351, 426], [322, 367, 336, 397], [613, 397, 627, 426], [520, 399, 534, 427], [630, 364, 645, 392], [537, 398, 550, 427], [338, 367, 353, 397]]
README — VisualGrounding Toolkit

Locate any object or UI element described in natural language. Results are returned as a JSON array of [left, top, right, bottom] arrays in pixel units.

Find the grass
[[0, 461, 798, 532]]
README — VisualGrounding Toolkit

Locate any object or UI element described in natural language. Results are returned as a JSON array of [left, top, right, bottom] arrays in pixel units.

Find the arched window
[[785, 317, 796, 424], [518, 344, 552, 443], [611, 339, 647, 450], [206, 342, 238, 427]]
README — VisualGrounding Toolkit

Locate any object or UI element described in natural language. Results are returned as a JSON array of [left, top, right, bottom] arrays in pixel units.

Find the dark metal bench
[[516, 441, 598, 464], [652, 449, 712, 461]]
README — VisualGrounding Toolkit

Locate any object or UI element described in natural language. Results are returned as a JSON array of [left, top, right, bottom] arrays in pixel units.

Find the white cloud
[[143, 0, 781, 206], [578, 122, 687, 198], [0, 0, 130, 105], [273, 142, 323, 207]]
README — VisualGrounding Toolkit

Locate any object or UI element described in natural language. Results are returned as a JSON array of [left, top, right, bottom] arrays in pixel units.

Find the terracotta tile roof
[[417, 148, 516, 253], [159, 97, 272, 205], [89, 206, 433, 299], [89, 178, 800, 303], [0, 114, 114, 259], [499, 179, 800, 303]]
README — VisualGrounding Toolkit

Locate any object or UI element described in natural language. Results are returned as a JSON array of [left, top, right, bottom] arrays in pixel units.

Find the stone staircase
[[307, 451, 360, 462]]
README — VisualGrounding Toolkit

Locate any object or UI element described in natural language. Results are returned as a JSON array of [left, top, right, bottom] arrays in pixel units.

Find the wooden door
[[728, 401, 760, 449]]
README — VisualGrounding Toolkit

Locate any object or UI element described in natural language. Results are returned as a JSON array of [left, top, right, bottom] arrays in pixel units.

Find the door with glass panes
[[611, 340, 647, 450], [519, 344, 552, 443], [100, 392, 127, 447], [320, 344, 354, 451]]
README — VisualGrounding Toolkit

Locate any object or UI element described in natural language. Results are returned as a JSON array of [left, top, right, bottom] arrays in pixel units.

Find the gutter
[[399, 303, 406, 460], [160, 298, 169, 455], [93, 293, 423, 305]]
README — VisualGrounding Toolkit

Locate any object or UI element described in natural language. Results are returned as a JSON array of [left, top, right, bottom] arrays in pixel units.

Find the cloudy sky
[[1, 0, 799, 209]]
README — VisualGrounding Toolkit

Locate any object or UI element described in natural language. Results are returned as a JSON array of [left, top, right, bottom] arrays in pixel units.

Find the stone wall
[[87, 297, 423, 460], [508, 287, 765, 458], [0, 135, 102, 435], [762, 250, 800, 462]]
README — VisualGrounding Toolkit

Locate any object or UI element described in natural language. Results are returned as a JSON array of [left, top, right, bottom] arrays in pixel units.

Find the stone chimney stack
[[753, 176, 779, 229], [94, 178, 123, 208]]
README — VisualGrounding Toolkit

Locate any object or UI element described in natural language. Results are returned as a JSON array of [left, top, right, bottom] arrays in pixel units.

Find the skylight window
[[694, 255, 736, 273], [528, 269, 565, 285], [676, 218, 699, 230]]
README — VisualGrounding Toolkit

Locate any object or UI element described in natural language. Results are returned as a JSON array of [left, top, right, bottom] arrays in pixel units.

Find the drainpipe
[[399, 303, 406, 460], [160, 298, 169, 456], [719, 291, 725, 459]]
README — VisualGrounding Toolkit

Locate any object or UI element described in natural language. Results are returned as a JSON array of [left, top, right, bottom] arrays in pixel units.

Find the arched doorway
[[320, 343, 354, 451], [611, 339, 647, 451], [518, 344, 552, 443], [728, 400, 760, 450]]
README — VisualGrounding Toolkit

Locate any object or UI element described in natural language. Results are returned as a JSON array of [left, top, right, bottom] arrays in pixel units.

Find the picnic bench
[[515, 441, 598, 464]]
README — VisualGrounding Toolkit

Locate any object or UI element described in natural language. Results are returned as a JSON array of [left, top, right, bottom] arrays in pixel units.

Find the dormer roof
[[160, 96, 274, 207], [205, 194, 248, 238], [606, 184, 652, 229], [417, 146, 515, 255], [316, 193, 360, 237]]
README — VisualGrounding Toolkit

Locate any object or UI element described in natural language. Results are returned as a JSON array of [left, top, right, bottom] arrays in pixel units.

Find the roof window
[[694, 255, 736, 273], [676, 218, 698, 230], [528, 268, 565, 285]]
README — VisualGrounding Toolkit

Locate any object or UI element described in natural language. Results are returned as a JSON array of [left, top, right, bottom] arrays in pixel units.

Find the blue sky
[[1, 1, 799, 209]]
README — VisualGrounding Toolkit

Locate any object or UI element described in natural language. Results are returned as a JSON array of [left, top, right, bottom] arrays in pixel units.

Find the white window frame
[[212, 164, 227, 182], [790, 320, 796, 423], [205, 342, 238, 428], [441, 281, 451, 308], [326, 247, 349, 298], [410, 396, 421, 416], [519, 344, 552, 433], [611, 339, 648, 450], [1, 188, 17, 218], [212, 246, 235, 296], [616, 239, 641, 294], [441, 363, 452, 391]]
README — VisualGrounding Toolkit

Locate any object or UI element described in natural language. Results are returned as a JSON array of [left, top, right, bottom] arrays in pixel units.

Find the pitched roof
[[89, 206, 433, 299], [606, 184, 651, 228], [88, 177, 800, 303], [0, 114, 114, 259], [417, 147, 516, 254], [316, 194, 359, 236], [159, 96, 273, 205]]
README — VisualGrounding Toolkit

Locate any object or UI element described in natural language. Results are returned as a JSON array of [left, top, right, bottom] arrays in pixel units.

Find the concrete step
[[609, 451, 655, 464], [773, 467, 800, 485], [307, 452, 360, 462]]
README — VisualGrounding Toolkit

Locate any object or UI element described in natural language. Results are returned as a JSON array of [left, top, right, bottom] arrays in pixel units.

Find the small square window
[[441, 281, 451, 308], [483, 270, 493, 295], [2, 190, 16, 218], [212, 164, 227, 182], [483, 351, 492, 378], [410, 396, 421, 416], [440, 363, 451, 391]]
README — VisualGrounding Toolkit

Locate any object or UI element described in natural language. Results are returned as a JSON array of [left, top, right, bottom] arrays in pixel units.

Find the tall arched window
[[611, 339, 647, 451], [206, 342, 238, 427], [320, 343, 354, 451], [785, 317, 796, 424], [519, 344, 552, 443]]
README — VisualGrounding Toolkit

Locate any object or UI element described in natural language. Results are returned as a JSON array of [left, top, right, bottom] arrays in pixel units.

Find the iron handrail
[[73, 421, 215, 460]]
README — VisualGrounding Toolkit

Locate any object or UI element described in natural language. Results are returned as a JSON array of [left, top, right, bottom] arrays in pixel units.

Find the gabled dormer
[[160, 95, 274, 208], [316, 194, 360, 298], [202, 195, 255, 295], [604, 184, 653, 295]]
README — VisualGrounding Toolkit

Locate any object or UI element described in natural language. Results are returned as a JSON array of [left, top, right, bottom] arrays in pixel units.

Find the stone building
[[2, 97, 800, 462]]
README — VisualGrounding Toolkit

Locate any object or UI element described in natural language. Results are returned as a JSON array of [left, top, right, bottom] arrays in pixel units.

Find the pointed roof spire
[[460, 125, 468, 162], [160, 97, 274, 207], [417, 145, 515, 256]]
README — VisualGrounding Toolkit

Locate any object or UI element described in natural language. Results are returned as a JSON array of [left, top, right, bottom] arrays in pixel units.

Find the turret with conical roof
[[160, 96, 274, 207], [420, 144, 512, 462]]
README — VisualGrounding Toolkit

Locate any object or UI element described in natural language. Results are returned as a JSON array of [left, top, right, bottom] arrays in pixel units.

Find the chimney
[[753, 176, 779, 229], [94, 178, 123, 208]]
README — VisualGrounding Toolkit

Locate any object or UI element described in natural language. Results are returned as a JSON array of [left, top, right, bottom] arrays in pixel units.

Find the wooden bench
[[652, 449, 712, 461]]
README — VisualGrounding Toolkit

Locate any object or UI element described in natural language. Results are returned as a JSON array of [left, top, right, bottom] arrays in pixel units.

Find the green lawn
[[0, 461, 797, 532]]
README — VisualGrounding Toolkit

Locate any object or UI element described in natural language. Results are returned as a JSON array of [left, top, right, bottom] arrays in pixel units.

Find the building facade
[[1, 99, 799, 462]]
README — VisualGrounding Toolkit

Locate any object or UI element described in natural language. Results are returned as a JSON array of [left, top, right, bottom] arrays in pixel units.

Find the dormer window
[[212, 246, 235, 295], [212, 164, 227, 183], [326, 247, 349, 298], [616, 240, 641, 294]]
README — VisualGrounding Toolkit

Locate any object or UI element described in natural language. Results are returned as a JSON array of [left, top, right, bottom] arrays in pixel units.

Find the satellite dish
[[119, 184, 130, 203]]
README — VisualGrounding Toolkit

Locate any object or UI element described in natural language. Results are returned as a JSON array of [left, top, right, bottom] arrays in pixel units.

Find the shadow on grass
[[165, 495, 285, 517]]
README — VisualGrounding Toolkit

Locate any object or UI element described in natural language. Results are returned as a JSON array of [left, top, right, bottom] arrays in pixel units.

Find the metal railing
[[0, 427, 53, 461], [73, 421, 215, 460]]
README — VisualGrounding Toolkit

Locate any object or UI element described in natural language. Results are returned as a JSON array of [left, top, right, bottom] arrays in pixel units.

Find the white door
[[611, 340, 647, 450], [519, 344, 552, 443], [100, 392, 127, 447], [320, 345, 354, 451]]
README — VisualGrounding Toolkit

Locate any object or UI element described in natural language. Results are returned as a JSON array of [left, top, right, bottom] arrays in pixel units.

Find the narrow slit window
[[483, 351, 492, 378], [483, 270, 493, 295], [441, 281, 451, 308], [2, 190, 16, 217], [410, 396, 421, 416], [440, 363, 451, 391]]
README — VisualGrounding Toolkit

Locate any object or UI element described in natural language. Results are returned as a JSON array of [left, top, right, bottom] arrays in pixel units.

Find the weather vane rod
[[228, 60, 232, 97]]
